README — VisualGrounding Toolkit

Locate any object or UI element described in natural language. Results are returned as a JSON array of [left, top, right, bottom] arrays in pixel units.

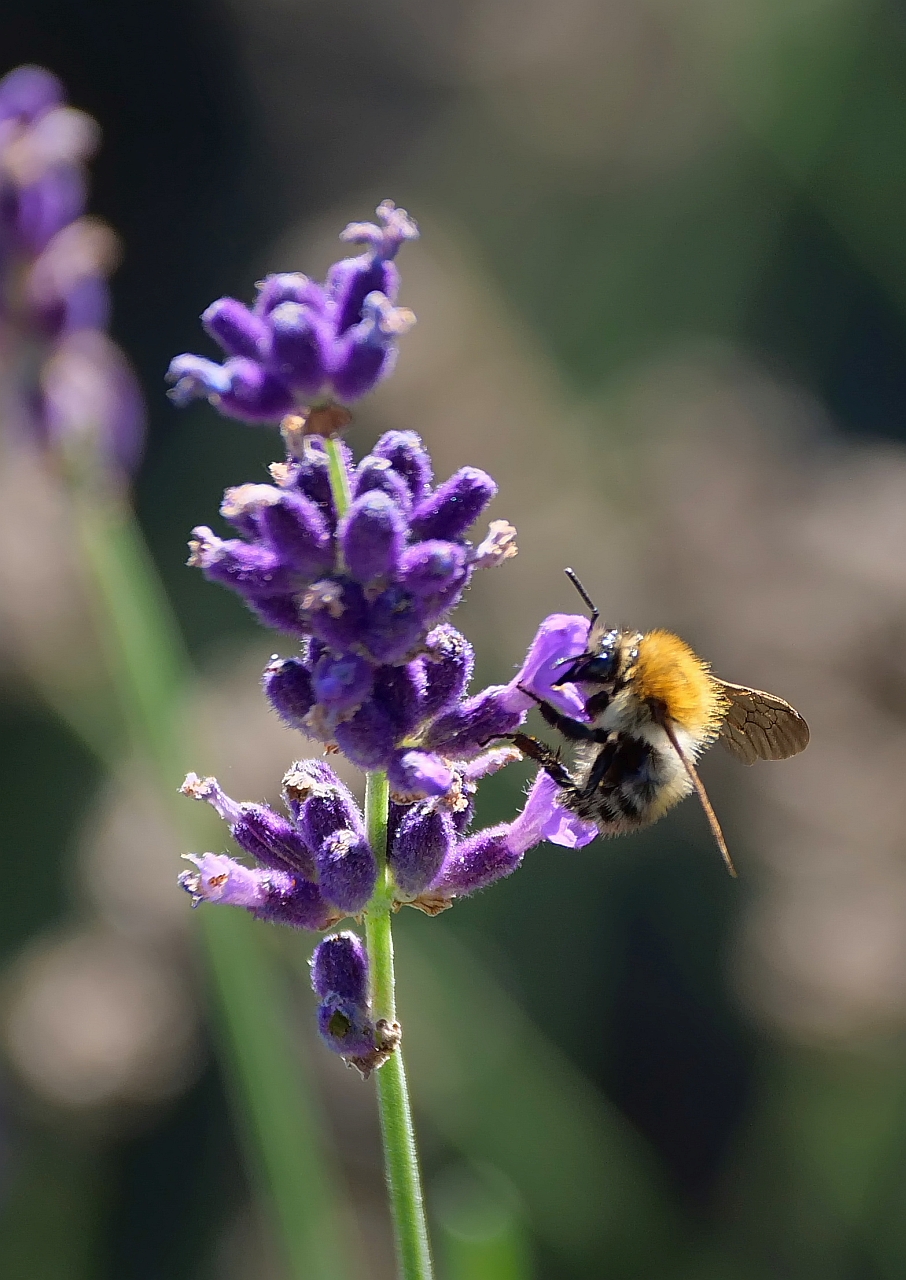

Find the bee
[[513, 570, 809, 875]]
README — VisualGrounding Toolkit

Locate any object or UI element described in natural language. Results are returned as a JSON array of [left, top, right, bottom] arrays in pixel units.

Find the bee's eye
[[582, 655, 617, 682], [554, 653, 617, 687]]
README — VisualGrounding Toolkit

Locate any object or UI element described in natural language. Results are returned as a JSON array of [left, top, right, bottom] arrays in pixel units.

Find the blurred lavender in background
[[0, 64, 143, 474]]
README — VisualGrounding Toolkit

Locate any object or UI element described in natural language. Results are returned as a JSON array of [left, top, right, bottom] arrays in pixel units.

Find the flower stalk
[[327, 437, 435, 1279]]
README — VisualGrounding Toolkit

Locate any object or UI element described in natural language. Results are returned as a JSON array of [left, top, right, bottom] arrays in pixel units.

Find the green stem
[[325, 435, 353, 516], [364, 772, 434, 1280], [324, 429, 433, 1277], [67, 482, 349, 1280]]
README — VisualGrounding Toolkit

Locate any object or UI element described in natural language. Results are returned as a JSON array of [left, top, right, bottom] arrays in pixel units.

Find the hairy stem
[[364, 772, 434, 1280], [325, 429, 433, 1278]]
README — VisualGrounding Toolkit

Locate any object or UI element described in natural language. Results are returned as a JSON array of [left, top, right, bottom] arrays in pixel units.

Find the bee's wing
[[715, 681, 809, 764]]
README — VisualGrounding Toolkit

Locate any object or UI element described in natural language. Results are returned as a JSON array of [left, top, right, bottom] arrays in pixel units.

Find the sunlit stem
[[364, 772, 434, 1280], [324, 430, 434, 1279]]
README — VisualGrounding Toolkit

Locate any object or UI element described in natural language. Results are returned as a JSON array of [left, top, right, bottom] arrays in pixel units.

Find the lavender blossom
[[173, 205, 600, 941], [166, 201, 417, 418], [181, 424, 524, 795], [0, 65, 144, 473]]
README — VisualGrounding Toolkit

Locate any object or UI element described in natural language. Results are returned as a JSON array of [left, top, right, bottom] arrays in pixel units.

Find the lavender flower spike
[[166, 201, 419, 420], [0, 64, 145, 473]]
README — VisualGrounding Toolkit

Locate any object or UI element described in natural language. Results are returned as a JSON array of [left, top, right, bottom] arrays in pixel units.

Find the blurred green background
[[4, 0, 906, 1276]]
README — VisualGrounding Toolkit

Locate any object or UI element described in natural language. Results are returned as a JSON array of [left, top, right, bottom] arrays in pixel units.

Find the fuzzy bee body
[[515, 574, 809, 872]]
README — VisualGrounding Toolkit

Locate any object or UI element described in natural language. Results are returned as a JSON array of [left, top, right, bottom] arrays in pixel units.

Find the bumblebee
[[513, 571, 809, 875]]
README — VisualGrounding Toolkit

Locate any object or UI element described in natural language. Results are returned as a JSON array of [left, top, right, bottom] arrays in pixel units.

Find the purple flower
[[310, 931, 401, 1074], [425, 772, 597, 903], [166, 201, 418, 418], [182, 426, 519, 798], [179, 765, 375, 921], [499, 613, 591, 720], [0, 65, 145, 474]]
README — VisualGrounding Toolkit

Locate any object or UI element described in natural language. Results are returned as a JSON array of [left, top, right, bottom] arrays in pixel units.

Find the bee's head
[[552, 625, 623, 690]]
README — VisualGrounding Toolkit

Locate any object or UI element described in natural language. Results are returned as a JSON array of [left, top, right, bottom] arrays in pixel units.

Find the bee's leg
[[577, 738, 619, 799], [517, 684, 611, 743], [510, 732, 576, 789]]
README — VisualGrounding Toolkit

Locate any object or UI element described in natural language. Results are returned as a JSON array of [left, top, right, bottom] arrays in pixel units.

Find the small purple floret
[[389, 805, 454, 897], [410, 467, 497, 542], [502, 613, 591, 720], [339, 490, 406, 585]]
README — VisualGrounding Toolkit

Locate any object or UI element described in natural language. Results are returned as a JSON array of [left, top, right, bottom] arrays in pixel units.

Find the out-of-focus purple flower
[[166, 201, 418, 418], [0, 65, 145, 475]]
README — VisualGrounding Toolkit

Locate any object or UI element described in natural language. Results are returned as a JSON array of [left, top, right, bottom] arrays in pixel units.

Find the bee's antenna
[[661, 719, 738, 877], [564, 567, 599, 630]]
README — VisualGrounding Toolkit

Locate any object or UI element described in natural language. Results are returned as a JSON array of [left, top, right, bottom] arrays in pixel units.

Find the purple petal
[[502, 613, 591, 720], [509, 772, 597, 852], [387, 750, 453, 801], [180, 853, 289, 908]]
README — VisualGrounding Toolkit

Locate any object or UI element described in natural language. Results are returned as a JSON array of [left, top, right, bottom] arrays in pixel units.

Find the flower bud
[[422, 687, 524, 758], [187, 527, 297, 597], [254, 272, 325, 316], [339, 490, 406, 585], [418, 625, 474, 722], [201, 297, 269, 359], [372, 430, 433, 503], [262, 656, 315, 731], [373, 663, 425, 739], [217, 357, 295, 422], [301, 578, 369, 652], [333, 698, 399, 770], [410, 467, 497, 541], [311, 931, 368, 1003], [316, 828, 377, 913], [311, 650, 374, 718], [282, 759, 365, 845], [258, 490, 333, 578], [362, 585, 424, 664], [428, 830, 523, 898], [268, 301, 332, 396], [389, 804, 455, 897], [352, 455, 413, 511], [398, 541, 469, 617], [317, 995, 377, 1060], [232, 804, 316, 879]]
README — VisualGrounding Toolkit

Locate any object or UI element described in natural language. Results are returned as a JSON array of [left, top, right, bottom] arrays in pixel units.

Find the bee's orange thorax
[[633, 630, 727, 740]]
